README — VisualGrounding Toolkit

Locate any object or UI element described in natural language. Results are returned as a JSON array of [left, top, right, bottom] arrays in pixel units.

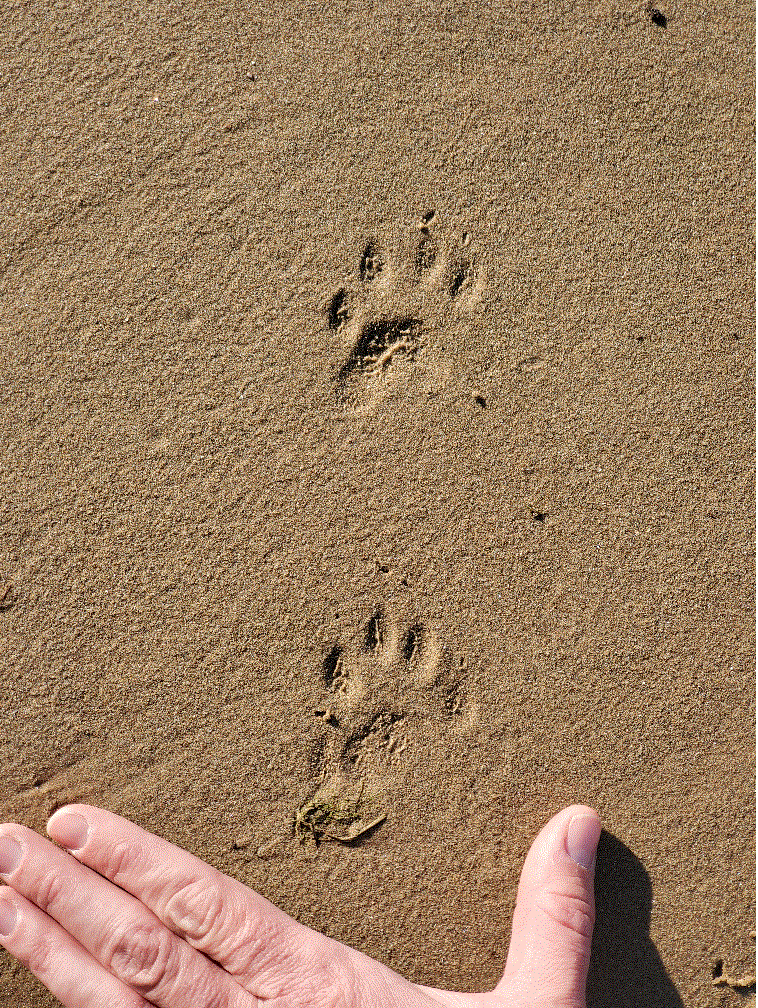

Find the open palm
[[0, 802, 601, 1008]]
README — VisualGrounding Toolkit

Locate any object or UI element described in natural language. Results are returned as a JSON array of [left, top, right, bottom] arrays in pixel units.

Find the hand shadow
[[587, 830, 684, 1008]]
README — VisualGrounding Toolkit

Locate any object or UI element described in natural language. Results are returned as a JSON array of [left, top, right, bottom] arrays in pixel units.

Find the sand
[[0, 0, 754, 1003]]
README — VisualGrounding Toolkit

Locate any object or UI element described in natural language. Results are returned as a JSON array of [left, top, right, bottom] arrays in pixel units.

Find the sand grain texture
[[0, 0, 754, 1004]]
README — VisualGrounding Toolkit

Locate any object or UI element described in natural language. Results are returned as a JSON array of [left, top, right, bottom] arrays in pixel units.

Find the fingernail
[[0, 838, 22, 877], [47, 811, 89, 851], [567, 814, 601, 870], [0, 896, 17, 936]]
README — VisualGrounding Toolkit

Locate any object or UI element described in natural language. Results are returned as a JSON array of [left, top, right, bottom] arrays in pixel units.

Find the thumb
[[495, 804, 602, 1008]]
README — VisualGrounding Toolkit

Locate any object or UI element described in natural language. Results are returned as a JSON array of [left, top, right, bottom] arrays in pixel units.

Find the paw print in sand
[[293, 606, 475, 846], [326, 214, 484, 412]]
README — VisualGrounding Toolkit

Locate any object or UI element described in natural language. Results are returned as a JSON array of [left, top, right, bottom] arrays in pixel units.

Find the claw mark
[[364, 608, 384, 655], [449, 260, 473, 299], [359, 240, 384, 283], [327, 288, 350, 330], [401, 624, 424, 662], [322, 646, 344, 688], [434, 662, 465, 716], [414, 234, 438, 274]]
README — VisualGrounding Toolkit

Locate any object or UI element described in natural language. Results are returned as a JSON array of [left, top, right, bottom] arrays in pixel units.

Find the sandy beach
[[0, 0, 754, 1003]]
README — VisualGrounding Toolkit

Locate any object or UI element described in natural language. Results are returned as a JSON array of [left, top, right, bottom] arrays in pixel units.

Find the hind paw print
[[325, 215, 483, 411], [297, 607, 476, 845]]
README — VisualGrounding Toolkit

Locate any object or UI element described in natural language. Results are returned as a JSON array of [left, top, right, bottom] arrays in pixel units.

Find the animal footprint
[[712, 956, 756, 996], [326, 216, 483, 411], [296, 607, 473, 846], [0, 584, 17, 611]]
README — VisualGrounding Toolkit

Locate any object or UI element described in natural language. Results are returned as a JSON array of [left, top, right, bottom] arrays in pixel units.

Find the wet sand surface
[[0, 0, 755, 1004]]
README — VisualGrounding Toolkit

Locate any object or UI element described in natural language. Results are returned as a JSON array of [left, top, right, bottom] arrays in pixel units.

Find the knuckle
[[168, 882, 287, 980], [162, 874, 292, 984], [317, 964, 360, 1008], [33, 867, 68, 916], [101, 837, 148, 882], [533, 881, 595, 940], [225, 912, 289, 976], [198, 983, 242, 1008], [287, 944, 361, 1008], [23, 930, 56, 977], [326, 963, 361, 1008], [164, 877, 224, 944], [107, 920, 177, 991]]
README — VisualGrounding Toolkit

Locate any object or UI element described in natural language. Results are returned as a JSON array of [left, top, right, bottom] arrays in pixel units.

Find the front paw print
[[326, 215, 483, 412]]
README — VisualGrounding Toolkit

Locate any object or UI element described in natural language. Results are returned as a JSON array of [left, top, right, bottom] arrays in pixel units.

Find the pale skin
[[0, 802, 602, 1008]]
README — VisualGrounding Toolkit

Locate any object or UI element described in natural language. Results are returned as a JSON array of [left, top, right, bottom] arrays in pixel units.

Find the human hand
[[0, 802, 601, 1008]]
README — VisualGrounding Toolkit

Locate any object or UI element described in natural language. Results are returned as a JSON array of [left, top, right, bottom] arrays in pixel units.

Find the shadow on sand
[[587, 830, 685, 1008]]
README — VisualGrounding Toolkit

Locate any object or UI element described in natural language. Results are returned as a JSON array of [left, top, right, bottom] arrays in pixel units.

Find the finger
[[496, 804, 602, 1008], [0, 885, 150, 1008], [0, 821, 252, 1008], [44, 804, 346, 1000]]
